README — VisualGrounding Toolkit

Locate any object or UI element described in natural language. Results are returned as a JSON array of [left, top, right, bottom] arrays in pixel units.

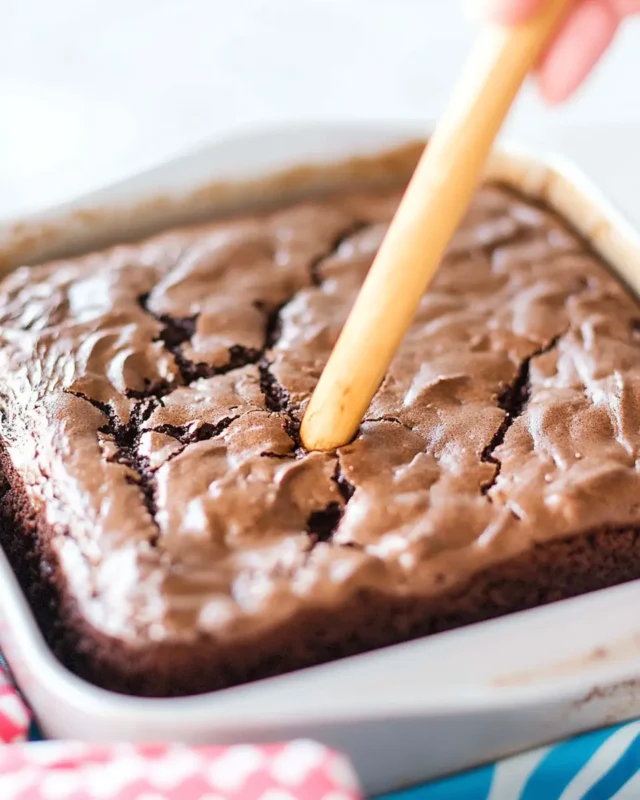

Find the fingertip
[[535, 73, 572, 105], [535, 0, 619, 104]]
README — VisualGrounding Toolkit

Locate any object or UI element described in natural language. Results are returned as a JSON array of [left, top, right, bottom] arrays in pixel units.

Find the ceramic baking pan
[[1, 124, 640, 795]]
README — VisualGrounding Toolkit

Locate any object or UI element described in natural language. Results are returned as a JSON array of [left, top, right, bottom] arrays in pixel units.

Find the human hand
[[478, 0, 640, 103]]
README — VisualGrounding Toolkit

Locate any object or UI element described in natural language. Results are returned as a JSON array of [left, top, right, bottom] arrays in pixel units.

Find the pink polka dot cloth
[[0, 663, 361, 800], [0, 740, 361, 800], [0, 668, 30, 745]]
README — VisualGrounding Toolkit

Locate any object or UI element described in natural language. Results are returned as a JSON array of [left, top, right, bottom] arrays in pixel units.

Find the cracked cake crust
[[2, 183, 640, 696]]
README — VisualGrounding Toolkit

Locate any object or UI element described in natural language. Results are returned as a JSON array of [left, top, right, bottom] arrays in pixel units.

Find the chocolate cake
[[2, 181, 640, 697]]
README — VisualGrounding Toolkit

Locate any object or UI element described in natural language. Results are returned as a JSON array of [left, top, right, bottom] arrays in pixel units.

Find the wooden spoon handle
[[301, 0, 573, 452]]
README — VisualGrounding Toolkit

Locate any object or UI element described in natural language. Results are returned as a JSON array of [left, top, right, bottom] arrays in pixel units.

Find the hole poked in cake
[[306, 502, 344, 544]]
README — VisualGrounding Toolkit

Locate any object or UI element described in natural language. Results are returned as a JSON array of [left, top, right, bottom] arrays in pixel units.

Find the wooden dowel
[[300, 0, 573, 452]]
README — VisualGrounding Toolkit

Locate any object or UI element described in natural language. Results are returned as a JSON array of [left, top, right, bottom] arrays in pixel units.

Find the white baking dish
[[2, 123, 640, 795]]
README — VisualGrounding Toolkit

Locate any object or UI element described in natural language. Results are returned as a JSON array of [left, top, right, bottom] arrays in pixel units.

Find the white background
[[2, 0, 640, 223]]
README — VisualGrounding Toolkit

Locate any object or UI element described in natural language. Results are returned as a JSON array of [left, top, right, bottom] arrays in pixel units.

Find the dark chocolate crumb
[[138, 293, 261, 384], [67, 391, 159, 533], [310, 221, 370, 286], [481, 332, 565, 495], [154, 416, 237, 445]]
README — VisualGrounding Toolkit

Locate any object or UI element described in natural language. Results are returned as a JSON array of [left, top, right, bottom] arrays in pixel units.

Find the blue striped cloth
[[380, 723, 640, 800]]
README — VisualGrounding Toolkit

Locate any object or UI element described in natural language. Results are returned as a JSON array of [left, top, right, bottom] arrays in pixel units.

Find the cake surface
[[2, 182, 640, 696]]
